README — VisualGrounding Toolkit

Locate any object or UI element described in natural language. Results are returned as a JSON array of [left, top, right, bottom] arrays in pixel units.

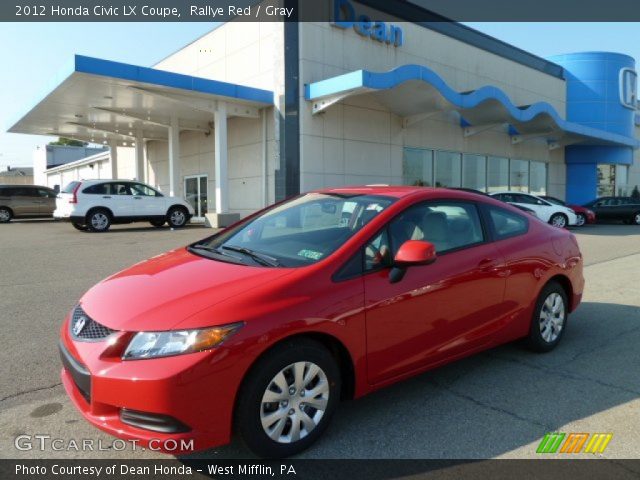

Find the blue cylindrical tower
[[549, 52, 636, 204]]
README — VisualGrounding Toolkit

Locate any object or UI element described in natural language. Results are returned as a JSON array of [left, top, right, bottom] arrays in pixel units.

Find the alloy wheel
[[551, 214, 566, 228], [90, 213, 109, 231], [539, 292, 565, 343], [170, 210, 186, 226], [576, 214, 586, 226], [0, 208, 11, 222], [260, 361, 329, 444], [634, 213, 640, 225]]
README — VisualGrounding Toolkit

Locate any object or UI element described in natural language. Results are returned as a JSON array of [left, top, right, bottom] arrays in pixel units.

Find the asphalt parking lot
[[1, 219, 639, 461]]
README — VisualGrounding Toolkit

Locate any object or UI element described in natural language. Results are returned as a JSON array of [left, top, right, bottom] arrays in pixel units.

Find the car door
[[36, 187, 56, 215], [363, 200, 508, 385], [84, 182, 133, 219], [593, 198, 617, 220], [129, 182, 167, 218]]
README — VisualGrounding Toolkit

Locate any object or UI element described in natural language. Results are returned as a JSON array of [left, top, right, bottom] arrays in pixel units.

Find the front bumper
[[59, 317, 242, 453]]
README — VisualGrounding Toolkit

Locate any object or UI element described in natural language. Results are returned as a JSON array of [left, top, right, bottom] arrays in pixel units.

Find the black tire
[[236, 339, 341, 458], [526, 281, 569, 353], [0, 207, 12, 223], [575, 213, 586, 227], [72, 222, 88, 231], [167, 206, 188, 228], [632, 211, 640, 226], [549, 213, 568, 228], [150, 220, 165, 228], [86, 209, 111, 232]]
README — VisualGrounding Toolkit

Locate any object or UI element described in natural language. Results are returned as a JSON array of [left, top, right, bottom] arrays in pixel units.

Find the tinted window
[[364, 230, 393, 272], [83, 183, 130, 195], [62, 181, 81, 194], [488, 206, 528, 239], [37, 188, 54, 198], [83, 183, 108, 195], [389, 202, 484, 254], [514, 194, 540, 205], [130, 183, 160, 196], [10, 187, 33, 197]]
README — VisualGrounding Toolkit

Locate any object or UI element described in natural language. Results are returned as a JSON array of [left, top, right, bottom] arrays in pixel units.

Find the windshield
[[190, 193, 395, 267]]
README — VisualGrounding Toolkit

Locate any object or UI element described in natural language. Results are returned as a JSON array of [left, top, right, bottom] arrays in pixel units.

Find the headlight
[[123, 323, 243, 360]]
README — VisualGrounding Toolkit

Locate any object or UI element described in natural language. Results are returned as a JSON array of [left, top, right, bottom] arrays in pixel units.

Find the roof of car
[[314, 185, 490, 200]]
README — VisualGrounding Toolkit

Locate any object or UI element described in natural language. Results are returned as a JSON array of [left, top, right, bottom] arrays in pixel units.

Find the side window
[[487, 206, 528, 240], [130, 183, 159, 196], [111, 183, 131, 196], [389, 202, 484, 254], [364, 230, 392, 272], [515, 194, 537, 205], [37, 188, 53, 198], [83, 183, 107, 195]]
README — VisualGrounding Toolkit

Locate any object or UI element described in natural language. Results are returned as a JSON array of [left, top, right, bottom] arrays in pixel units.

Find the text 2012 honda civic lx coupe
[[59, 186, 584, 458]]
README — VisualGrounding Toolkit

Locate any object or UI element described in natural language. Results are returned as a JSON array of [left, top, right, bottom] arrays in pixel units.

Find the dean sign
[[332, 0, 404, 47]]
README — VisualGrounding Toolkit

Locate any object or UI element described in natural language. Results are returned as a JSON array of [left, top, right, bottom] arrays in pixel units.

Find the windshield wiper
[[221, 245, 282, 267]]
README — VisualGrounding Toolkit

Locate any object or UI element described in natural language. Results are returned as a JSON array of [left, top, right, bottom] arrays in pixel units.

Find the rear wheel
[[549, 213, 568, 228], [526, 281, 568, 352], [150, 219, 165, 228], [632, 211, 640, 225], [575, 213, 586, 227], [86, 209, 111, 232], [0, 207, 12, 223], [236, 340, 341, 458], [167, 206, 188, 228]]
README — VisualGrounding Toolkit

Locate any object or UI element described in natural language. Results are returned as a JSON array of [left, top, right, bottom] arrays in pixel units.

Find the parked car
[[582, 196, 640, 225], [0, 184, 57, 223], [490, 191, 578, 228], [540, 195, 596, 226], [59, 186, 584, 458], [54, 180, 194, 232]]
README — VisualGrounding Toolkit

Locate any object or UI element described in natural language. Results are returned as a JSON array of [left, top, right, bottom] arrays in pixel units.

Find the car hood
[[79, 247, 295, 331]]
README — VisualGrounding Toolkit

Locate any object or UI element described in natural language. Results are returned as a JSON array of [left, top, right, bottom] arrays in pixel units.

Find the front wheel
[[549, 213, 568, 228], [575, 213, 586, 227], [526, 281, 568, 352], [0, 207, 12, 223], [236, 340, 341, 458], [167, 207, 188, 228], [632, 211, 640, 225]]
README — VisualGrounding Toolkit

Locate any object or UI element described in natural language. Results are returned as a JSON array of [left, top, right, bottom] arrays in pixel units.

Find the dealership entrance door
[[185, 175, 208, 222]]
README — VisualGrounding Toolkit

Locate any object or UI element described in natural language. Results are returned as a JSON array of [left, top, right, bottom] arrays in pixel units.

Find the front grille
[[71, 306, 116, 341]]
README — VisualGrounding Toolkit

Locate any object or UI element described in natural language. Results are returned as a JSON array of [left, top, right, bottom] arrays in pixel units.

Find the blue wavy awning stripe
[[305, 64, 639, 148]]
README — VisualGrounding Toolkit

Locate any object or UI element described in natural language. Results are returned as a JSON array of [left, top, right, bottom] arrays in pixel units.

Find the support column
[[134, 130, 144, 182], [214, 102, 228, 213], [168, 115, 180, 197], [206, 102, 240, 228], [109, 140, 118, 178]]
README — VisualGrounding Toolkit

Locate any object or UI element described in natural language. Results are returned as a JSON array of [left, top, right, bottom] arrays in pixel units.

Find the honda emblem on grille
[[73, 316, 87, 336]]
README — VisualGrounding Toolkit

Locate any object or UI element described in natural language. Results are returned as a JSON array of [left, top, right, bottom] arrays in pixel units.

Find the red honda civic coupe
[[59, 186, 584, 458]]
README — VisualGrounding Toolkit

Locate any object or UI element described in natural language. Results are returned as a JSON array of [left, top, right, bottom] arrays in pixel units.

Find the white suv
[[490, 191, 577, 228], [54, 180, 195, 232]]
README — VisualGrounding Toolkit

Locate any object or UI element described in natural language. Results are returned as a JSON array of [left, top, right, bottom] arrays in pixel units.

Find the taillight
[[69, 182, 82, 204]]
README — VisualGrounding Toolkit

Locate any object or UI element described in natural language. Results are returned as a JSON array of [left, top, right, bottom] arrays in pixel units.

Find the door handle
[[102, 196, 111, 199]]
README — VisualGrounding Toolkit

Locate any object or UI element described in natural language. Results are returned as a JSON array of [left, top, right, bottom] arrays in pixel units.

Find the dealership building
[[8, 1, 640, 225]]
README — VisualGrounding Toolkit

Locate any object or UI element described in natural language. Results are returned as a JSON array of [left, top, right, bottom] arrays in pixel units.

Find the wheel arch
[[166, 204, 189, 216], [86, 206, 114, 219], [546, 274, 574, 311], [0, 205, 14, 216]]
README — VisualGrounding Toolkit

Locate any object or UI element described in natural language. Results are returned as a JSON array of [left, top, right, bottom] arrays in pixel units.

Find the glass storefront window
[[462, 154, 487, 191], [435, 151, 461, 188], [487, 156, 509, 192], [510, 159, 529, 192], [529, 161, 547, 195], [597, 164, 615, 197], [402, 148, 433, 186], [615, 165, 629, 196]]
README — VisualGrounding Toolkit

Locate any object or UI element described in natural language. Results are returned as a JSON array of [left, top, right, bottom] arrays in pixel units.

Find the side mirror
[[389, 240, 437, 283]]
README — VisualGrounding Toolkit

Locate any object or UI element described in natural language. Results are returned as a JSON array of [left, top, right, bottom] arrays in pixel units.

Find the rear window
[[488, 206, 528, 240], [62, 181, 81, 194]]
